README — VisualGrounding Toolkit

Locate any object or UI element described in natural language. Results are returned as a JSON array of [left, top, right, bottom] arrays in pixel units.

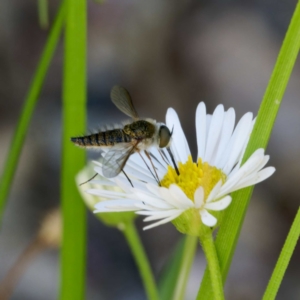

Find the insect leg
[[79, 173, 98, 186], [138, 152, 160, 185], [167, 147, 179, 175], [122, 170, 134, 188], [158, 149, 170, 165], [149, 152, 164, 167], [144, 150, 161, 186]]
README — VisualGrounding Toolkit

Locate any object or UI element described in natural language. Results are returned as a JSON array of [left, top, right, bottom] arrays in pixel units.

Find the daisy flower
[[84, 102, 275, 234]]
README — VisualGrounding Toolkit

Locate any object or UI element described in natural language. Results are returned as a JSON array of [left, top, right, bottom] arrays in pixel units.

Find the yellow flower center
[[161, 155, 226, 203]]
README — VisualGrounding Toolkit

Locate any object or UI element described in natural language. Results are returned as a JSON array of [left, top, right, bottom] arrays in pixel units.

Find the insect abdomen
[[71, 129, 131, 147]]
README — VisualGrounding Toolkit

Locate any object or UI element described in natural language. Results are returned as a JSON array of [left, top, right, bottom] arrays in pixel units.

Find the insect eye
[[159, 125, 171, 148]]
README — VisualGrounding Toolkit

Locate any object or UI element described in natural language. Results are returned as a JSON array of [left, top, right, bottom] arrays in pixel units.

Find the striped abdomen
[[71, 129, 132, 148]]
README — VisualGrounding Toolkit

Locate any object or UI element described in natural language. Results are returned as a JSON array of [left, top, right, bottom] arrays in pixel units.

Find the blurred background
[[0, 0, 300, 299]]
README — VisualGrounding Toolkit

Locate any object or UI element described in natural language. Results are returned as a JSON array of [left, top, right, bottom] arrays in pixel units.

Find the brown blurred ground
[[0, 0, 299, 299]]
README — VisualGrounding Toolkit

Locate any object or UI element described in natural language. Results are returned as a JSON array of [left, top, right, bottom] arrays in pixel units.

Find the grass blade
[[262, 208, 300, 300], [0, 3, 65, 223]]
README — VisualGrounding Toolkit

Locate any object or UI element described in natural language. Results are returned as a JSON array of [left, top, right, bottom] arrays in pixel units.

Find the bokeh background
[[0, 0, 300, 299]]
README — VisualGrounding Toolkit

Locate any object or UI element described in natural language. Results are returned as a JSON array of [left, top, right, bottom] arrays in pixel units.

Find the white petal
[[134, 196, 174, 210], [134, 191, 172, 209], [228, 151, 267, 184], [89, 179, 116, 187], [136, 209, 179, 216], [217, 151, 264, 198], [196, 102, 207, 159], [222, 112, 253, 174], [126, 151, 164, 181], [134, 202, 165, 211], [230, 117, 256, 174], [194, 186, 204, 208], [86, 189, 128, 199], [218, 112, 253, 173], [113, 178, 133, 193], [127, 152, 149, 171], [239, 153, 270, 179], [115, 177, 151, 194], [148, 148, 169, 171], [204, 196, 232, 211], [169, 184, 194, 209], [138, 151, 166, 179], [204, 105, 225, 164], [140, 209, 184, 221], [253, 166, 275, 183], [123, 163, 157, 184], [166, 108, 191, 163], [94, 199, 138, 212], [94, 166, 105, 177], [206, 181, 222, 203], [205, 115, 212, 140], [143, 212, 182, 230], [92, 160, 103, 168], [158, 187, 180, 207], [213, 108, 235, 168], [199, 209, 217, 227], [146, 182, 162, 196], [232, 167, 275, 191]]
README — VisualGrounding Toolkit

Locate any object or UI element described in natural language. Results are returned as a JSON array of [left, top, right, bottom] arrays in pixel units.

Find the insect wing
[[110, 86, 139, 120], [102, 143, 135, 178]]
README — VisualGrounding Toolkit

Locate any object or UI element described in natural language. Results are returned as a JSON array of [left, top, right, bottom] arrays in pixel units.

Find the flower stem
[[122, 222, 159, 300], [262, 207, 300, 300], [199, 232, 224, 300], [172, 235, 198, 300]]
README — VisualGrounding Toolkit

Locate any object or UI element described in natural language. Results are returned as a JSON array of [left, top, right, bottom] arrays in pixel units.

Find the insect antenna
[[79, 173, 98, 186], [122, 170, 134, 188], [138, 152, 160, 185], [167, 147, 179, 175], [144, 150, 161, 186]]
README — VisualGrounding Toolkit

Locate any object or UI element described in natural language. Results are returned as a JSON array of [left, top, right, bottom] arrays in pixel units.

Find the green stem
[[122, 222, 159, 300], [38, 0, 49, 29], [0, 3, 65, 224], [262, 208, 300, 300], [198, 1, 300, 298], [60, 0, 87, 299], [199, 233, 224, 300], [172, 235, 198, 300]]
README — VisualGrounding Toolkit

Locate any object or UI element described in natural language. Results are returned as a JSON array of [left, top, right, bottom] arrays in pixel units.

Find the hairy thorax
[[123, 120, 157, 150], [123, 120, 155, 139]]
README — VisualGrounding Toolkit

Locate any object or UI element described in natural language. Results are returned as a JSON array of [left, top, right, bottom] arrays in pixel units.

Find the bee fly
[[71, 86, 178, 181]]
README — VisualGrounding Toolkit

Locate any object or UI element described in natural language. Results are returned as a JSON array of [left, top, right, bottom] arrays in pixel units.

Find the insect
[[71, 85, 174, 179]]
